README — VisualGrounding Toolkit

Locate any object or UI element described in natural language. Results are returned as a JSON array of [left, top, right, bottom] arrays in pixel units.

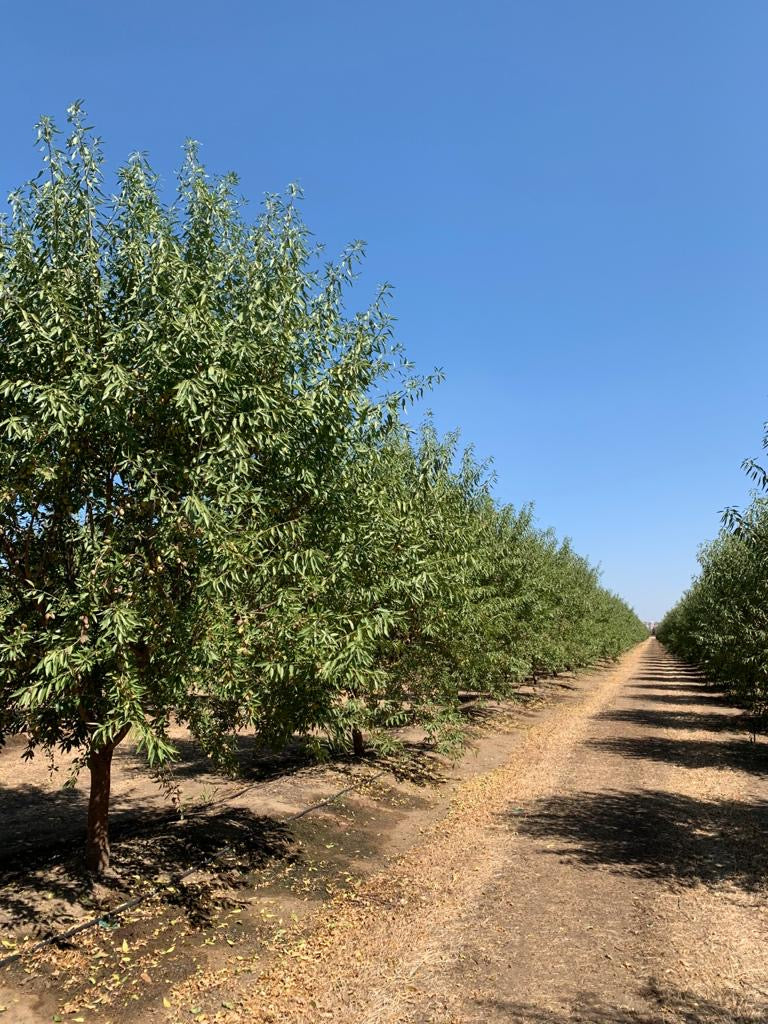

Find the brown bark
[[351, 727, 365, 758], [86, 726, 129, 874]]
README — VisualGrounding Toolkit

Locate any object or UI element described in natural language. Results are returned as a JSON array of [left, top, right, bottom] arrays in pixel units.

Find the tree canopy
[[0, 105, 646, 871], [659, 416, 768, 716]]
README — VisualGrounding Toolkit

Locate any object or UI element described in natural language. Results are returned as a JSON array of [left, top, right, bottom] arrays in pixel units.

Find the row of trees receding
[[658, 438, 768, 717], [0, 106, 647, 872]]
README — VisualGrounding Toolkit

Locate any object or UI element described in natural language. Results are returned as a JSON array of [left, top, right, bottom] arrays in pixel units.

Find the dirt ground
[[4, 639, 768, 1023], [0, 657, 580, 1021]]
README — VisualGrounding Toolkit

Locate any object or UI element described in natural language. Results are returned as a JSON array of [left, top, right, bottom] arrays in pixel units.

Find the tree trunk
[[351, 727, 365, 758], [86, 726, 129, 875]]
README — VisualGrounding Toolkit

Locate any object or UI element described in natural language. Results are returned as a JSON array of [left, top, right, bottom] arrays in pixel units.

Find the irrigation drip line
[[0, 768, 388, 970]]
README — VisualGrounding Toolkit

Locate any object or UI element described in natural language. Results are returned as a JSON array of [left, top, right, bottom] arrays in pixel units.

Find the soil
[[3, 639, 768, 1023], [0, 659, 582, 1021]]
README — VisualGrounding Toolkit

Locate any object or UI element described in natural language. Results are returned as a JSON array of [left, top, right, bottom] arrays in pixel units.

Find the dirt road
[[168, 639, 768, 1023]]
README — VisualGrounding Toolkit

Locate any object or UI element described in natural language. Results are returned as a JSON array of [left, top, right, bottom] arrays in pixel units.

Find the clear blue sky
[[3, 1, 767, 620]]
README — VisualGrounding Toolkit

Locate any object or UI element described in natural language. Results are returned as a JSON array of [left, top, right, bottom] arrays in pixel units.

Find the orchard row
[[0, 107, 646, 870], [658, 490, 768, 716]]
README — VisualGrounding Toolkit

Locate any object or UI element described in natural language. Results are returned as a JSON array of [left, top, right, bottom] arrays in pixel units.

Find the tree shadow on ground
[[153, 733, 320, 783], [1, 682, 538, 866], [458, 693, 546, 729], [1, 702, 488, 934], [627, 668, 718, 688], [369, 746, 449, 786], [595, 708, 746, 734], [631, 670, 707, 681], [0, 803, 294, 936], [0, 781, 174, 866], [630, 671, 707, 683], [513, 788, 768, 890], [625, 692, 730, 706], [625, 689, 765, 733], [476, 983, 768, 1023], [0, 737, 422, 865], [587, 735, 768, 775]]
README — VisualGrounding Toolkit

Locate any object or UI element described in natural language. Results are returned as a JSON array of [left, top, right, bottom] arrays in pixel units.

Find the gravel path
[[170, 639, 768, 1023]]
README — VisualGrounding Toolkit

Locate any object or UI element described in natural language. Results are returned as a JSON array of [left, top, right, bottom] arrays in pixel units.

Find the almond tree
[[0, 106, 648, 873], [0, 105, 417, 872]]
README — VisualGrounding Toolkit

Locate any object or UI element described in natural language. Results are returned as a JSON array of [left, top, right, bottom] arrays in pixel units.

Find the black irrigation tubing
[[0, 768, 389, 970]]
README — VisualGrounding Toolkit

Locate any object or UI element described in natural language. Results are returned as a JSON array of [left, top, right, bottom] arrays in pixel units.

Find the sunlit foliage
[[658, 498, 768, 715], [0, 106, 645, 869]]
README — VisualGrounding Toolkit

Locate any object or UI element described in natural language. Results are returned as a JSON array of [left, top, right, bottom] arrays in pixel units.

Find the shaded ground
[[5, 641, 768, 1023], [0, 668, 579, 1021], [0, 698, 510, 938], [138, 639, 768, 1024]]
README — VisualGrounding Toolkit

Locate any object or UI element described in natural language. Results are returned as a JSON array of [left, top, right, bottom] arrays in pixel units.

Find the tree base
[[351, 727, 365, 758]]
